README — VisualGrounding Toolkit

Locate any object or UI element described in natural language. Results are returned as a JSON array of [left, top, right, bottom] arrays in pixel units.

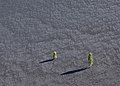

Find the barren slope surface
[[0, 0, 120, 86]]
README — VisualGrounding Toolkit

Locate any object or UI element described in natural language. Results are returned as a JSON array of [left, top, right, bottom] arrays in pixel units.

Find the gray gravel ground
[[0, 0, 120, 86]]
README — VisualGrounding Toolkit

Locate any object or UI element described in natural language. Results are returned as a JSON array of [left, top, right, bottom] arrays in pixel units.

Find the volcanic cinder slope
[[0, 0, 120, 86]]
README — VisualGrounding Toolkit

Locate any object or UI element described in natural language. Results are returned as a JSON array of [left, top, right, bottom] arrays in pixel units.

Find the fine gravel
[[0, 0, 120, 86]]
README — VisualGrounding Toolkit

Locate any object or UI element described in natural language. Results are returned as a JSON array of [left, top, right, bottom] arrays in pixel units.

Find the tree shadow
[[61, 67, 90, 75], [40, 58, 54, 63]]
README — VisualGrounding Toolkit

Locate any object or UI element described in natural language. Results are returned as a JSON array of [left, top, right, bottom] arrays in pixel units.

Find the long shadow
[[61, 67, 90, 75], [40, 58, 54, 63]]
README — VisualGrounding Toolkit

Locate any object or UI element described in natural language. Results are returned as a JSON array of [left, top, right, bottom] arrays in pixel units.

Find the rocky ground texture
[[0, 0, 120, 86]]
